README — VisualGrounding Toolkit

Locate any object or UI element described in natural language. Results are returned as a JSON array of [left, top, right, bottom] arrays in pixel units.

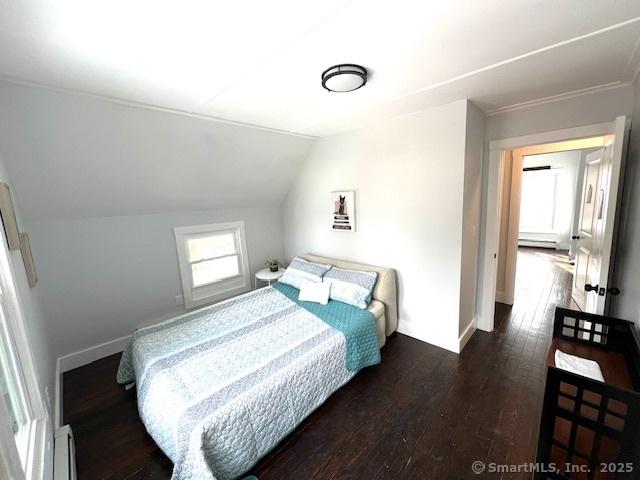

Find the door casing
[[477, 118, 630, 332]]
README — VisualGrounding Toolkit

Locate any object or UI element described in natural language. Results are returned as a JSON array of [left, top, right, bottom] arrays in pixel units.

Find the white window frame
[[0, 224, 50, 480], [174, 221, 251, 309]]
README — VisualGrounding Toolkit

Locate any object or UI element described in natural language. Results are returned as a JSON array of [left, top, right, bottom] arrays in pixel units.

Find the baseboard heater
[[518, 238, 557, 249], [54, 425, 77, 480]]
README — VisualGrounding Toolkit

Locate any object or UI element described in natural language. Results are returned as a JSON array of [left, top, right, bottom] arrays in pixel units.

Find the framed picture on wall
[[331, 191, 356, 232]]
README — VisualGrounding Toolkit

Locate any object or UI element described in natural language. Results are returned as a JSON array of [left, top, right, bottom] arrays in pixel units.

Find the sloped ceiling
[[1, 1, 640, 137], [0, 82, 314, 221]]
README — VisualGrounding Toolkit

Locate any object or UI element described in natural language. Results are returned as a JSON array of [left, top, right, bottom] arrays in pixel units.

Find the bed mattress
[[117, 285, 380, 480]]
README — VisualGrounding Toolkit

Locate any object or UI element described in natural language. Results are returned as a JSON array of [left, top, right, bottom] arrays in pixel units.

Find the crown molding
[[394, 17, 640, 102], [0, 75, 319, 140], [485, 81, 630, 116]]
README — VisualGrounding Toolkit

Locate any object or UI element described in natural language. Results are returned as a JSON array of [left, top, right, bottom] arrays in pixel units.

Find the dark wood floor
[[63, 247, 575, 479]]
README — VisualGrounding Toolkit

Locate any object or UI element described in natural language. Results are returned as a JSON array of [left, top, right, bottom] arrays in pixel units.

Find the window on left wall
[[174, 221, 251, 309], [0, 288, 32, 466], [0, 228, 49, 480]]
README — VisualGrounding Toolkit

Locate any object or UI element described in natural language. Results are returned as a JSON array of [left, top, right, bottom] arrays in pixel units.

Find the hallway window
[[520, 169, 559, 233]]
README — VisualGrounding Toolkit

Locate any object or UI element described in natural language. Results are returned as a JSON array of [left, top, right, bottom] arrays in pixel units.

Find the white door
[[571, 116, 628, 314], [572, 149, 603, 312]]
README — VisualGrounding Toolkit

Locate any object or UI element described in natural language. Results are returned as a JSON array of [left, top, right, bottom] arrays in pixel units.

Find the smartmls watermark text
[[471, 461, 634, 475]]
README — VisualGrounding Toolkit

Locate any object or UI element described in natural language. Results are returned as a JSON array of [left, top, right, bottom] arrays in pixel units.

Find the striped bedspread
[[116, 285, 380, 480]]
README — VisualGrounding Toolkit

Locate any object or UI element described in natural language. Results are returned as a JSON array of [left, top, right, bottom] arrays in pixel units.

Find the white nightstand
[[254, 267, 285, 289]]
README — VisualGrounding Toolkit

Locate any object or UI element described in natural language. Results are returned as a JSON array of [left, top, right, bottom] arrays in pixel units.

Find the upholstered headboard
[[299, 254, 398, 337]]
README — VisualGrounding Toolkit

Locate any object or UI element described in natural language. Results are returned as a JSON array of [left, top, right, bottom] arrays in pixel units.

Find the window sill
[[192, 273, 242, 290], [186, 283, 250, 310]]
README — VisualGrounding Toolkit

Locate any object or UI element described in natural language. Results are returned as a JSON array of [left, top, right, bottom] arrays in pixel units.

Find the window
[[519, 169, 559, 233], [174, 221, 250, 308], [0, 287, 30, 465], [0, 225, 48, 480]]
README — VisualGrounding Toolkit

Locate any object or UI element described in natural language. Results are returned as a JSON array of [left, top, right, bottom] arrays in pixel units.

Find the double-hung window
[[520, 168, 559, 233], [174, 221, 250, 308]]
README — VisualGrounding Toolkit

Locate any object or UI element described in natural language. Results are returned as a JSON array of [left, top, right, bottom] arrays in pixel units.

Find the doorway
[[477, 117, 629, 332], [496, 140, 606, 315]]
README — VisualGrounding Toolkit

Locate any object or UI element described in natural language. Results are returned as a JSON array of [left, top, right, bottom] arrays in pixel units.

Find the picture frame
[[0, 183, 21, 250], [331, 191, 356, 232], [19, 233, 37, 288]]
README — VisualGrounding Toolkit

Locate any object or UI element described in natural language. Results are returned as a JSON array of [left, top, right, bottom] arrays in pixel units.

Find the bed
[[116, 254, 397, 480]]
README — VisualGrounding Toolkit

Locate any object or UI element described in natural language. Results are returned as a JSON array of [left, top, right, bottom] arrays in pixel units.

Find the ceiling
[[1, 0, 640, 137]]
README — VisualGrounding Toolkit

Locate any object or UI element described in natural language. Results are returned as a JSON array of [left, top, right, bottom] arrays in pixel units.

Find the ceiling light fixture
[[321, 64, 367, 92]]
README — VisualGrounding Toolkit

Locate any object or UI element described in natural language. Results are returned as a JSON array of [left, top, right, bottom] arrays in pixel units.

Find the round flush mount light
[[321, 64, 367, 92]]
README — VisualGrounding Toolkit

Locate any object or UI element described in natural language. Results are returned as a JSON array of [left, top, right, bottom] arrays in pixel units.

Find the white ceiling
[[1, 0, 640, 137]]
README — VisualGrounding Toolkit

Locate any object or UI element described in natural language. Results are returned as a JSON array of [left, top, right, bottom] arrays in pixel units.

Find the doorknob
[[607, 286, 621, 296], [584, 283, 599, 292], [571, 235, 580, 240]]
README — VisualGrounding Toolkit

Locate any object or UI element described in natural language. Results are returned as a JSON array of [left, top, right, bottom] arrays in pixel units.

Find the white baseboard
[[458, 317, 477, 352], [397, 320, 464, 354], [58, 335, 131, 373], [399, 316, 477, 354], [495, 291, 514, 306], [53, 308, 192, 430], [54, 335, 131, 430]]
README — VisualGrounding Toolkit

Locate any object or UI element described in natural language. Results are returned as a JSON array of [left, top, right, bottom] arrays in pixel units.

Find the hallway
[[495, 246, 576, 343]]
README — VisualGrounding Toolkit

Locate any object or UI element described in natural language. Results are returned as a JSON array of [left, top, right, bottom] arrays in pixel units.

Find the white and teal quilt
[[117, 284, 380, 480]]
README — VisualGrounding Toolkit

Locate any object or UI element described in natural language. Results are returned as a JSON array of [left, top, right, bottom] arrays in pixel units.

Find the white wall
[[0, 81, 315, 221], [283, 99, 482, 352], [0, 81, 314, 360], [612, 78, 640, 321], [26, 207, 283, 357], [459, 103, 485, 336], [519, 150, 582, 250]]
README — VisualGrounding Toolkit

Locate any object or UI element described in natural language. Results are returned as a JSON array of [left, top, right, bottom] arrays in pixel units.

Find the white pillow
[[555, 350, 604, 382], [322, 267, 377, 309], [298, 281, 331, 305], [278, 257, 332, 290]]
